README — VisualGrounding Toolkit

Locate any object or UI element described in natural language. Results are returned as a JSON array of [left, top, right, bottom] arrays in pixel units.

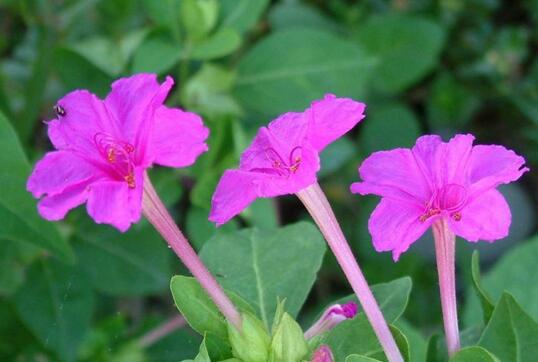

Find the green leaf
[[346, 355, 383, 362], [0, 112, 73, 262], [13, 259, 94, 361], [170, 275, 254, 340], [53, 47, 113, 97], [470, 251, 495, 324], [464, 235, 538, 325], [356, 14, 445, 93], [0, 238, 39, 296], [235, 28, 374, 120], [478, 293, 538, 361], [449, 346, 500, 362], [359, 103, 421, 154], [319, 137, 357, 178], [188, 335, 211, 362], [319, 278, 412, 361], [269, 3, 340, 32], [131, 32, 183, 75], [180, 0, 218, 41], [68, 29, 148, 76], [190, 28, 241, 60], [219, 0, 270, 34], [199, 222, 326, 327], [73, 220, 172, 296]]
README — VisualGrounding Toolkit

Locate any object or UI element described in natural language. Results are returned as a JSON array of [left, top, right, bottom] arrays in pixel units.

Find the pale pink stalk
[[432, 219, 460, 356], [138, 315, 186, 348], [304, 302, 357, 339], [142, 173, 242, 329], [297, 183, 403, 362]]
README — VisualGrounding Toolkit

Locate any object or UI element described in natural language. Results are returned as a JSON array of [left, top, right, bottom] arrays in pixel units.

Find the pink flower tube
[[210, 95, 403, 362], [351, 134, 528, 355], [27, 74, 241, 329]]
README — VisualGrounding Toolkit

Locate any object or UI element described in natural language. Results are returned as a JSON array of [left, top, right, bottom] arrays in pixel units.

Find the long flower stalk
[[138, 315, 186, 348], [432, 219, 460, 356], [142, 173, 242, 330], [296, 183, 403, 362]]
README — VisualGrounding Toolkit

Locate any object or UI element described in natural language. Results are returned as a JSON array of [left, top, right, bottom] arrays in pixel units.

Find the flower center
[[94, 133, 136, 188], [248, 146, 303, 177], [420, 183, 467, 222]]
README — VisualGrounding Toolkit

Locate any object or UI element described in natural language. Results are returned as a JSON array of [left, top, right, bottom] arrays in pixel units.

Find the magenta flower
[[351, 134, 528, 261], [304, 302, 358, 339], [27, 73, 209, 232], [209, 94, 365, 225]]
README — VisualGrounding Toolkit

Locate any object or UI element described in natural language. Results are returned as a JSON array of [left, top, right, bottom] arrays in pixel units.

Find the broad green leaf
[[219, 0, 270, 33], [69, 30, 148, 76], [13, 259, 94, 361], [395, 319, 428, 362], [470, 251, 494, 323], [425, 334, 445, 362], [269, 3, 340, 32], [73, 220, 172, 296], [185, 206, 238, 250], [0, 112, 73, 262], [131, 32, 182, 75], [449, 346, 500, 362], [170, 275, 254, 340], [199, 222, 326, 327], [464, 236, 538, 325], [184, 335, 211, 362], [356, 14, 445, 93], [359, 103, 421, 154], [190, 28, 241, 60], [235, 28, 374, 120], [478, 293, 538, 361], [141, 0, 181, 32], [0, 238, 39, 296], [53, 47, 113, 97], [147, 328, 200, 362], [240, 198, 279, 229], [180, 0, 218, 41]]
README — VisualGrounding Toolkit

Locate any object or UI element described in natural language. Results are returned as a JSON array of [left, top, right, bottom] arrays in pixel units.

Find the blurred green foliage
[[0, 0, 537, 361]]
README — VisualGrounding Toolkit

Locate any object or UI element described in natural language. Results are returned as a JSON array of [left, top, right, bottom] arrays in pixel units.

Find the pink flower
[[209, 94, 365, 225], [304, 302, 358, 339], [27, 74, 209, 232], [311, 345, 334, 362], [351, 134, 528, 261]]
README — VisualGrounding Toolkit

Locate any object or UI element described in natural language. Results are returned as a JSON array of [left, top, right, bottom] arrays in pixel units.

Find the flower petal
[[86, 168, 143, 232], [438, 134, 475, 187], [151, 106, 209, 167], [209, 170, 262, 226], [449, 189, 511, 242], [468, 144, 528, 197], [368, 198, 432, 261], [351, 148, 431, 204], [37, 180, 91, 220], [105, 74, 173, 164], [27, 151, 99, 198], [306, 94, 366, 151], [47, 90, 113, 155]]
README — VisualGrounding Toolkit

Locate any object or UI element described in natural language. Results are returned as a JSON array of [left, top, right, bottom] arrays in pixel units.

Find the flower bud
[[227, 313, 271, 362], [304, 302, 358, 339], [311, 345, 334, 362], [269, 312, 308, 362]]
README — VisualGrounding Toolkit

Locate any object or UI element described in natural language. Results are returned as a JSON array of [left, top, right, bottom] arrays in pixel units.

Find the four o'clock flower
[[210, 95, 404, 362], [27, 74, 242, 329], [351, 134, 528, 355]]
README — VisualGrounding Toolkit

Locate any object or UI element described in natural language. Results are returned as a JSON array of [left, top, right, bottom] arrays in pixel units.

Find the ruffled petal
[[27, 151, 99, 198], [368, 198, 432, 261], [37, 180, 91, 220], [209, 170, 263, 226], [449, 189, 511, 242], [47, 90, 113, 155], [437, 134, 475, 187], [468, 144, 528, 197], [151, 106, 209, 167], [105, 74, 173, 165], [86, 168, 143, 232], [351, 148, 431, 204], [306, 94, 366, 151]]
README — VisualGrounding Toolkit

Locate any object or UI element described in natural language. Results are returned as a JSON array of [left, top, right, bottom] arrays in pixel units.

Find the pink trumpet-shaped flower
[[304, 302, 358, 339], [209, 94, 365, 225], [351, 134, 528, 261], [27, 74, 209, 231]]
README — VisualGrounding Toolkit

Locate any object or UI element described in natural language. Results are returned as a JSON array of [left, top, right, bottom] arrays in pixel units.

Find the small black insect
[[53, 104, 66, 117]]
